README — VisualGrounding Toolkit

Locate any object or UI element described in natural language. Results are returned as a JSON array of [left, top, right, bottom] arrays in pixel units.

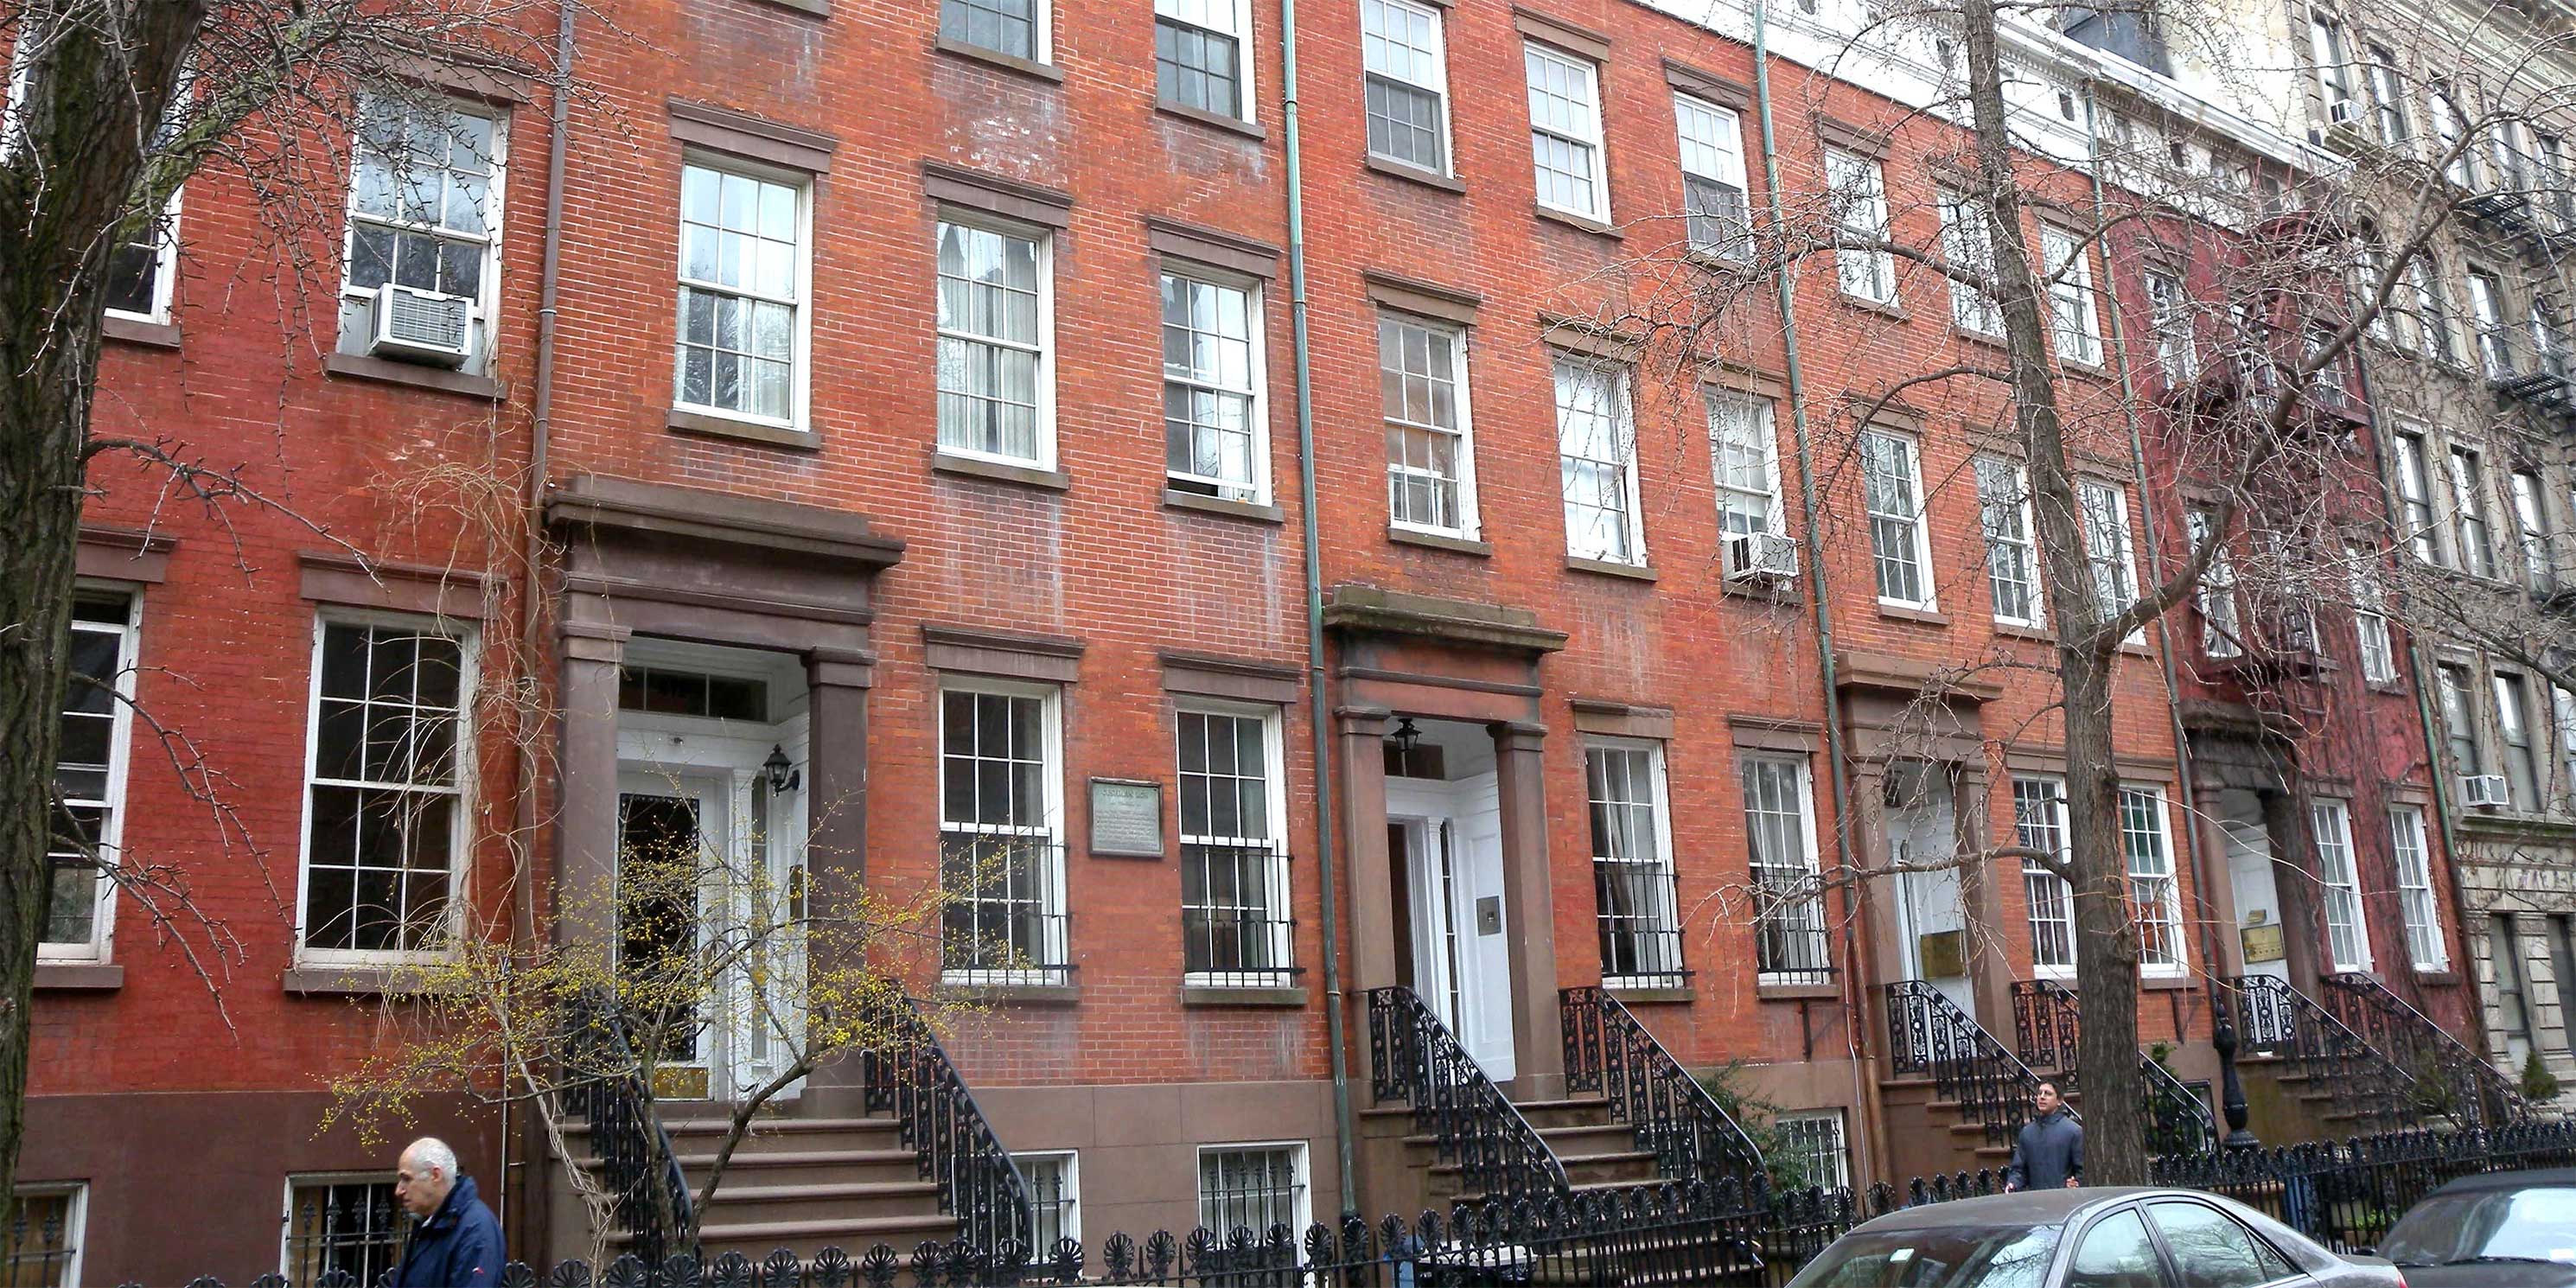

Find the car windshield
[[1785, 1224, 2063, 1288], [2382, 1187, 2576, 1266]]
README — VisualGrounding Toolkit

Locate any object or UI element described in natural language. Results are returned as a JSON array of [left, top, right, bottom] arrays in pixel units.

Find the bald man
[[392, 1137, 504, 1287]]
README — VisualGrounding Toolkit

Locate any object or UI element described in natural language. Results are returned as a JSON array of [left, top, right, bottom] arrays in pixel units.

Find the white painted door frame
[[1387, 774, 1515, 1081]]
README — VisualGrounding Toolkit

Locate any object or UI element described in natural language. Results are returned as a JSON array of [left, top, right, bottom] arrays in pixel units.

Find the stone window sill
[[1993, 622, 2055, 643], [103, 316, 182, 349], [284, 964, 453, 997], [934, 452, 1072, 491], [1165, 489, 1284, 523], [1181, 985, 1309, 1008], [667, 407, 819, 450], [1365, 155, 1465, 194], [940, 981, 1081, 1006], [2412, 969, 2460, 986], [1158, 102, 1266, 141], [2141, 972, 2196, 992], [34, 963, 124, 991], [1719, 576, 1801, 606], [1604, 984, 1694, 1004], [1389, 526, 1491, 557], [1757, 980, 1842, 1002], [1567, 555, 1656, 583], [1840, 293, 1908, 321], [1878, 603, 1950, 627], [324, 352, 507, 401], [1536, 205, 1623, 239], [933, 35, 1064, 82], [756, 0, 829, 13]]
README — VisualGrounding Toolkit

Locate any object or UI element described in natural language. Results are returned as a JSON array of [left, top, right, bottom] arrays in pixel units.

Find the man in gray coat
[[2005, 1081, 2083, 1191]]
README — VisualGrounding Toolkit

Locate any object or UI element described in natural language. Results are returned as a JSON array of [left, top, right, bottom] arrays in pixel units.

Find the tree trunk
[[1955, 0, 2150, 1182]]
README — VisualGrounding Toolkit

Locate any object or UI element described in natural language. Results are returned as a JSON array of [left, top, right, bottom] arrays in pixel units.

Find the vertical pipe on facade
[[2077, 86, 2225, 985], [1275, 0, 1360, 1214], [1749, 0, 1879, 1185]]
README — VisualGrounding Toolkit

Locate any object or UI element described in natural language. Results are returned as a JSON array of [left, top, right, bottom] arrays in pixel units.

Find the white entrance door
[[1389, 774, 1515, 1081], [1888, 771, 1975, 1022], [616, 762, 808, 1101], [2219, 792, 2289, 987]]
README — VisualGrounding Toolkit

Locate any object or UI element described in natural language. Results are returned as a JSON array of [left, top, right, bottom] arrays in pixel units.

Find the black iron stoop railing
[[2224, 974, 2411, 1128], [1562, 985, 1767, 1189], [2321, 972, 2531, 1129], [860, 994, 1036, 1252], [1367, 985, 1570, 1203], [2007, 979, 2216, 1157], [1884, 981, 2049, 1147], [561, 988, 697, 1264]]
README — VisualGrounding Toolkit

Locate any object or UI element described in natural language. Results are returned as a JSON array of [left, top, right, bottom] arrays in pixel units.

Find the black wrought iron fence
[[1367, 985, 1568, 1204], [2155, 1119, 2576, 1253], [1884, 980, 2049, 1147], [560, 987, 696, 1266], [858, 993, 1035, 1253], [1561, 985, 1767, 1189]]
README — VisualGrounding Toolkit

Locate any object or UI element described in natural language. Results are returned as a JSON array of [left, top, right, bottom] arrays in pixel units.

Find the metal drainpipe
[[2077, 85, 2226, 990], [507, 0, 579, 1249], [1276, 0, 1360, 1215], [1750, 0, 1880, 1187]]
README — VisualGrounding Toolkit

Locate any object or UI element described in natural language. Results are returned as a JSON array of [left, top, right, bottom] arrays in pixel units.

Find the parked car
[[1783, 1188, 2403, 1287], [2380, 1168, 2576, 1285]]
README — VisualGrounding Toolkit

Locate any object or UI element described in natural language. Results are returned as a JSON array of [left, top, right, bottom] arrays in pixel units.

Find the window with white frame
[[2181, 508, 2239, 660], [2469, 270, 2513, 379], [45, 593, 133, 960], [1361, 0, 1449, 174], [1938, 190, 2001, 336], [1014, 1152, 1081, 1255], [2013, 777, 2075, 976], [1157, 0, 1252, 120], [2043, 226, 2103, 366], [1674, 94, 1750, 258], [1586, 742, 1683, 985], [1707, 391, 1783, 545], [2445, 443, 2496, 578], [1776, 1112, 1850, 1192], [3, 1184, 83, 1288], [2409, 261, 2459, 365], [2120, 787, 2184, 973], [2485, 115, 2530, 197], [2389, 807, 2446, 970], [1197, 1145, 1307, 1237], [2497, 672, 2543, 809], [1743, 754, 1829, 982], [1862, 430, 1935, 609], [2365, 44, 2407, 146], [2311, 799, 2370, 972], [2436, 663, 2487, 782], [283, 1176, 401, 1288], [1554, 357, 1643, 564], [2528, 295, 2566, 373], [935, 218, 1050, 466], [2146, 269, 2196, 381], [342, 97, 501, 369], [2510, 469, 2553, 591], [1162, 269, 1266, 503], [1975, 456, 2042, 629], [1380, 314, 1476, 536], [2079, 480, 2139, 638], [1177, 705, 1291, 985], [939, 683, 1068, 982], [2554, 685, 2576, 811], [1826, 149, 1894, 304], [2430, 84, 2474, 188], [2393, 430, 2443, 564], [105, 193, 179, 324], [2540, 133, 2575, 227], [2349, 545, 2397, 684], [674, 161, 803, 425], [298, 620, 469, 959], [2309, 13, 2356, 129], [943, 0, 1044, 62], [1525, 42, 1608, 221]]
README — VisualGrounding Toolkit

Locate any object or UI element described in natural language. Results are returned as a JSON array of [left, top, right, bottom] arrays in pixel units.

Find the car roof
[[2428, 1168, 2576, 1195], [1846, 1187, 2178, 1231]]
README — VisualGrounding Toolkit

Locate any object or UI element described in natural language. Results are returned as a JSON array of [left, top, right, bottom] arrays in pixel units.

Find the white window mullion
[[2120, 786, 2185, 974], [1161, 271, 1266, 504], [2012, 777, 2075, 976], [296, 618, 472, 963], [1976, 456, 2042, 628], [43, 594, 137, 962], [674, 161, 806, 427], [1554, 358, 1642, 565], [1525, 42, 1608, 221], [2311, 799, 2371, 972], [938, 683, 1067, 983], [1862, 429, 1935, 609], [1586, 741, 1682, 985], [2389, 807, 2445, 970], [936, 219, 1052, 467], [1744, 755, 1828, 982], [1361, 0, 1450, 174], [1177, 705, 1290, 985], [1674, 94, 1750, 258], [1380, 314, 1476, 537]]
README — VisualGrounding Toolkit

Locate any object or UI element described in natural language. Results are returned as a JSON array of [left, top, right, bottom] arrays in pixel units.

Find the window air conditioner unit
[[368, 283, 474, 367], [2460, 774, 2512, 808], [1724, 532, 1800, 583]]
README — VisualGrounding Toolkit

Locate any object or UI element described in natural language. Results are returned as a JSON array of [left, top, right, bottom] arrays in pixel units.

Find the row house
[[7, 0, 2508, 1278]]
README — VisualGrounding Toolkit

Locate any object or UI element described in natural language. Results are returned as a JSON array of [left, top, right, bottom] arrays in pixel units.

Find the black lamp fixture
[[763, 744, 801, 794], [1391, 717, 1423, 756]]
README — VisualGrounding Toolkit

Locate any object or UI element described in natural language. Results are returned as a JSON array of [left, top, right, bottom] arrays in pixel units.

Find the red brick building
[[12, 0, 2482, 1278]]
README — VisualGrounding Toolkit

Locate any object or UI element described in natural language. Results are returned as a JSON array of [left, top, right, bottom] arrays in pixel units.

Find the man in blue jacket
[[392, 1138, 506, 1287], [2005, 1081, 2084, 1192]]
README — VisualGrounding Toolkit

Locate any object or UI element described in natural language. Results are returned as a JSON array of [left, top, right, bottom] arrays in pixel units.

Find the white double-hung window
[[2079, 479, 2142, 642], [1674, 94, 1750, 258], [675, 161, 806, 426], [44, 594, 136, 962], [1554, 358, 1644, 565], [1162, 269, 1267, 504], [2120, 787, 2185, 974], [936, 218, 1051, 467], [1361, 0, 1450, 174], [2349, 544, 2397, 683], [297, 619, 471, 961], [2189, 508, 2241, 659], [1826, 149, 1894, 305], [1176, 705, 1291, 986], [1707, 391, 1784, 547], [1586, 741, 1683, 985], [1743, 754, 1828, 982], [1380, 313, 1476, 536], [1861, 429, 1935, 608], [1157, 0, 1253, 121], [2012, 777, 2075, 976], [939, 682, 1068, 983], [1938, 190, 2001, 336], [2311, 799, 2371, 972], [1975, 456, 2042, 628], [1525, 42, 1609, 221], [2043, 226, 2103, 366], [343, 97, 502, 371], [2389, 806, 2446, 969]]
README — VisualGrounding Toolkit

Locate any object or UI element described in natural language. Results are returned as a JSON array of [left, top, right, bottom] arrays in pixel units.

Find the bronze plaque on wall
[[1089, 778, 1165, 858], [1917, 929, 1967, 979], [2241, 923, 2286, 964]]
